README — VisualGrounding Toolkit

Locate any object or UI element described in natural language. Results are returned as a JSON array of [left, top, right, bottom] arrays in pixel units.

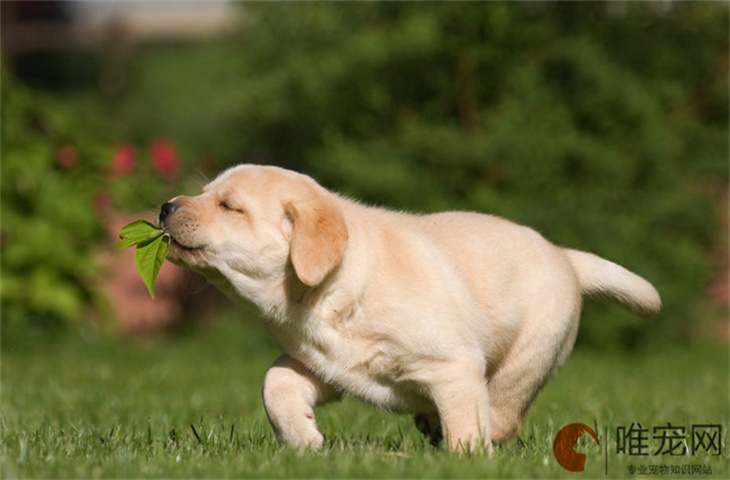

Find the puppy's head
[[159, 165, 348, 299]]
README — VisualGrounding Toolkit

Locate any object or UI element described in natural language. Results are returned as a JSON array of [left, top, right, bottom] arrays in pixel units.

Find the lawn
[[1, 317, 728, 479]]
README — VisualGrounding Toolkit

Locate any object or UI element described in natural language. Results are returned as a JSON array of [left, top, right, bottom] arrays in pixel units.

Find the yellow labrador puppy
[[159, 164, 660, 451]]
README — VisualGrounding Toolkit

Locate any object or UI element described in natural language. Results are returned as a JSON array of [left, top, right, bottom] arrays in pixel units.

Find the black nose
[[159, 202, 178, 222]]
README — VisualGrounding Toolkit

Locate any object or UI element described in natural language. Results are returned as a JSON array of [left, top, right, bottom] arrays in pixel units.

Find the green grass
[[1, 318, 728, 478]]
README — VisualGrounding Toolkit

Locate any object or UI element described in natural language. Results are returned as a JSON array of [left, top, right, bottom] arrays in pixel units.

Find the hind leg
[[489, 307, 581, 442]]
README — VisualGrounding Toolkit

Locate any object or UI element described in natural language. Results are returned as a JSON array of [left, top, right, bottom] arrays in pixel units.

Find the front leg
[[427, 364, 492, 453], [262, 354, 341, 448]]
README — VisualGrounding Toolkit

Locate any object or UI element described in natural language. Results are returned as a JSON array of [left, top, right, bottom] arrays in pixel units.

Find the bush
[[0, 71, 187, 332], [0, 72, 112, 330]]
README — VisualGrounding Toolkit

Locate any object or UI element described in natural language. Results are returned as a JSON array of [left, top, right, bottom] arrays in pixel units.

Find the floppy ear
[[284, 194, 348, 287]]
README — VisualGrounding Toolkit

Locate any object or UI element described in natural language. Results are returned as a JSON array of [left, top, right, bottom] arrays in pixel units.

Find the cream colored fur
[[160, 164, 661, 452]]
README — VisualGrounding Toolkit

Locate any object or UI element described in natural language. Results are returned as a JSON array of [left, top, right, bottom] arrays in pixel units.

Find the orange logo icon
[[553, 423, 601, 472]]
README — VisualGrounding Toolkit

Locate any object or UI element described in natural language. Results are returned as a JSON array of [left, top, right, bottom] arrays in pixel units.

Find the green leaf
[[117, 220, 165, 250], [134, 233, 171, 299], [118, 219, 170, 298]]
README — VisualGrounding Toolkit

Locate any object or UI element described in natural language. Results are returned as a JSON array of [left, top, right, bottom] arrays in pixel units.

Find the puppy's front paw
[[276, 421, 325, 449], [302, 430, 325, 449]]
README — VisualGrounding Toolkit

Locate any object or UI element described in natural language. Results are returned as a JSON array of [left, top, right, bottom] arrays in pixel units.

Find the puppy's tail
[[562, 249, 661, 317]]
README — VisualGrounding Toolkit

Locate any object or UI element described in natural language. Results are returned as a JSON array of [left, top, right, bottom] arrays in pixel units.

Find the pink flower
[[56, 144, 78, 169], [111, 143, 137, 176], [151, 138, 180, 180]]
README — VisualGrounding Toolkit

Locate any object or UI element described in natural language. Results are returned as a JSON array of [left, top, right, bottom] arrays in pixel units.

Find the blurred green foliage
[[3, 2, 727, 347], [0, 71, 185, 331], [0, 72, 111, 329]]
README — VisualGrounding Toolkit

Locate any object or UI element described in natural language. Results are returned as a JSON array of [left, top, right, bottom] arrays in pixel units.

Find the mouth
[[157, 217, 205, 255], [159, 226, 205, 254], [168, 236, 204, 253], [165, 236, 206, 271]]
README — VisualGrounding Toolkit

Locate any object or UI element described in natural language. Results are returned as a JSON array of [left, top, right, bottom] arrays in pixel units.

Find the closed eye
[[219, 201, 245, 214]]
